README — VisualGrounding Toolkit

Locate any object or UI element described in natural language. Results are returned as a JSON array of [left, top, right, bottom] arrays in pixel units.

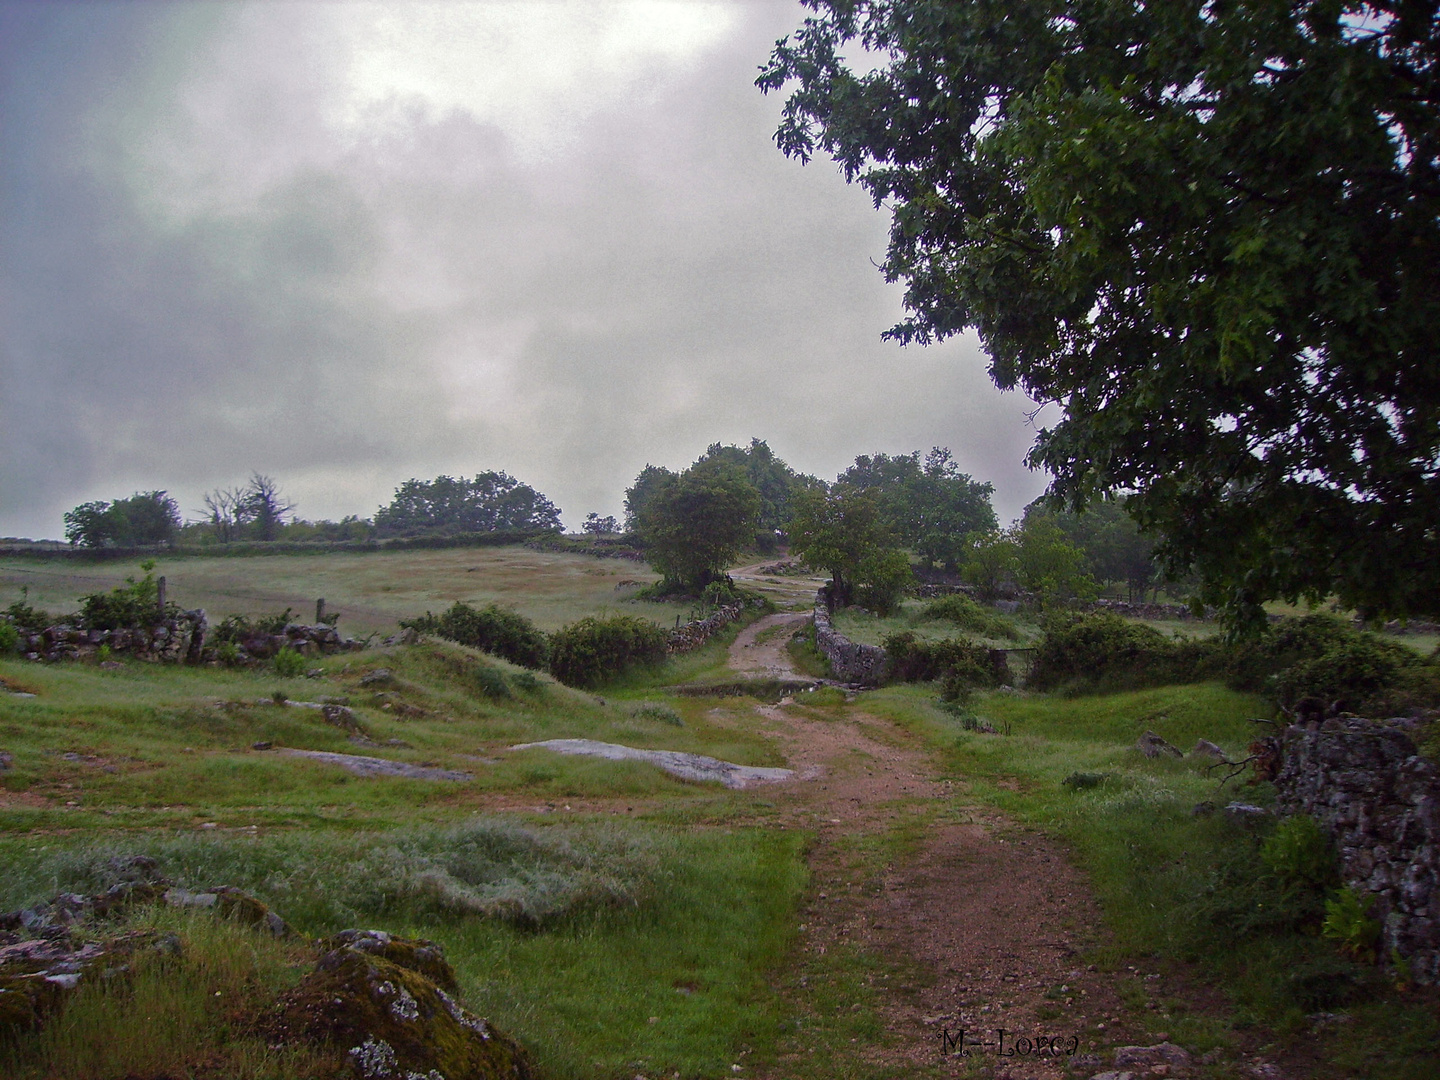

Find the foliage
[[64, 491, 180, 549], [547, 614, 669, 688], [1013, 512, 1098, 606], [272, 648, 307, 678], [694, 438, 824, 534], [1260, 815, 1339, 894], [852, 547, 912, 616], [400, 602, 549, 669], [960, 528, 1020, 601], [0, 620, 19, 654], [630, 460, 762, 591], [375, 472, 562, 535], [839, 447, 996, 570], [915, 594, 1020, 642], [581, 513, 619, 535], [78, 561, 176, 631], [1324, 887, 1383, 964], [881, 630, 1006, 691], [789, 485, 909, 609], [1048, 498, 1159, 602], [4, 588, 52, 630], [1222, 614, 1440, 715], [1027, 611, 1213, 694], [198, 475, 296, 543], [760, 0, 1440, 629]]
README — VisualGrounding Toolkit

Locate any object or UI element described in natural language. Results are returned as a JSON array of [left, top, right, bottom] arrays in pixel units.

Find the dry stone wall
[[813, 588, 889, 686], [667, 598, 764, 654], [1273, 717, 1439, 983], [7, 615, 361, 665]]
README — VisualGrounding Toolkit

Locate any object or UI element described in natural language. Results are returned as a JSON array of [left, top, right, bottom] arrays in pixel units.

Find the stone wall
[[813, 588, 889, 686], [7, 615, 362, 665], [15, 612, 209, 664], [667, 599, 763, 654], [1273, 717, 1439, 983]]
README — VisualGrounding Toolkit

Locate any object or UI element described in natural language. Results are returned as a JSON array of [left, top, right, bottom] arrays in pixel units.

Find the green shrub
[[470, 663, 512, 699], [1323, 886, 1382, 963], [1027, 611, 1214, 693], [628, 702, 683, 726], [401, 601, 549, 669], [78, 561, 175, 630], [915, 593, 1021, 641], [1221, 614, 1440, 715], [548, 614, 668, 689], [0, 620, 19, 654], [1261, 815, 1339, 891], [882, 630, 1008, 688], [273, 648, 307, 678], [4, 588, 52, 630]]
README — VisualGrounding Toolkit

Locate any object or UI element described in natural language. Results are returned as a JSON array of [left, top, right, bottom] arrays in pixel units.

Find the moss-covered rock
[[271, 933, 534, 1080]]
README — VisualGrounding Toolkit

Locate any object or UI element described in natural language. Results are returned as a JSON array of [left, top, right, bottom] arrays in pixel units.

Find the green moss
[[271, 939, 534, 1080]]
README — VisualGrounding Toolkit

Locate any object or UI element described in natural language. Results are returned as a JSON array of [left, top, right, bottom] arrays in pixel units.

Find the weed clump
[[547, 615, 667, 689], [914, 594, 1020, 641], [401, 602, 549, 669]]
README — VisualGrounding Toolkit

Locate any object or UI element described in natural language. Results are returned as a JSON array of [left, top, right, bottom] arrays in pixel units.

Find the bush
[[78, 561, 176, 630], [4, 588, 52, 630], [882, 630, 1009, 689], [0, 620, 19, 654], [273, 648, 307, 678], [548, 615, 668, 689], [401, 602, 549, 669], [1221, 614, 1440, 715], [915, 593, 1021, 641], [1027, 611, 1214, 693]]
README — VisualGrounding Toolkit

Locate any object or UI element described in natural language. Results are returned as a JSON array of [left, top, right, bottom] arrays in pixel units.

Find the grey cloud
[[0, 1, 1047, 539]]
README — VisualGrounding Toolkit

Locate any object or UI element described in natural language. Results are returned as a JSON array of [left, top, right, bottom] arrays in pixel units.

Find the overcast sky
[[0, 0, 1049, 539]]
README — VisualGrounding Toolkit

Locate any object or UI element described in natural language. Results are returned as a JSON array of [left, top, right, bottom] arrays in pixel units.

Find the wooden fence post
[[156, 576, 166, 619], [316, 598, 326, 624]]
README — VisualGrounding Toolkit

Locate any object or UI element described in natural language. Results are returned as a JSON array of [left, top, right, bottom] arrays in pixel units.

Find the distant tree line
[[56, 445, 1166, 610]]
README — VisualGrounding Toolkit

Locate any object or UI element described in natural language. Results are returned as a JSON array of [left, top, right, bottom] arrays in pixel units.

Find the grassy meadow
[[2, 547, 1435, 1079], [0, 547, 693, 637]]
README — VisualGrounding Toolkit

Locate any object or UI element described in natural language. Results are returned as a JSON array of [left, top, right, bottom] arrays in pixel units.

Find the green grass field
[[0, 546, 695, 636], [2, 548, 1435, 1080]]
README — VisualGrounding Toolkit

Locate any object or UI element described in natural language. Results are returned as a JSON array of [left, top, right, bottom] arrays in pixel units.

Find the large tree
[[789, 485, 913, 612], [761, 1, 1440, 627], [64, 491, 180, 548], [631, 461, 762, 590], [375, 472, 562, 535], [840, 447, 996, 569]]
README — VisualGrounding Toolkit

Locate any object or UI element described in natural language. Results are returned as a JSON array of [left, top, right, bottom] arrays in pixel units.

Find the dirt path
[[733, 620, 1222, 1079], [728, 611, 814, 680]]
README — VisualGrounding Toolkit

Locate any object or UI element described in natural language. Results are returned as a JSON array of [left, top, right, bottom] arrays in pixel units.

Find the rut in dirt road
[[733, 614, 1186, 1079]]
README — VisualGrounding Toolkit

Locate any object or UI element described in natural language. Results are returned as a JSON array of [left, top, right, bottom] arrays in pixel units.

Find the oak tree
[[761, 0, 1440, 626]]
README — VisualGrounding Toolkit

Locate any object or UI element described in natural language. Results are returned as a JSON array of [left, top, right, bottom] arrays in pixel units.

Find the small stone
[[1190, 739, 1225, 759], [1137, 732, 1182, 759], [252, 741, 273, 751]]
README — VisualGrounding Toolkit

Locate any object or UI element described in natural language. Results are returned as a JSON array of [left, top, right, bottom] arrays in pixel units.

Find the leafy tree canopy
[[63, 491, 180, 549], [761, 0, 1440, 627], [1043, 498, 1160, 602], [631, 460, 762, 590], [375, 472, 562, 535], [789, 485, 912, 612], [694, 438, 824, 533], [839, 447, 996, 569]]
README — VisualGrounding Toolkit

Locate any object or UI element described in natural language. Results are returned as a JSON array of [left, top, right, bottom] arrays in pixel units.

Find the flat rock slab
[[509, 738, 793, 790], [275, 748, 470, 782]]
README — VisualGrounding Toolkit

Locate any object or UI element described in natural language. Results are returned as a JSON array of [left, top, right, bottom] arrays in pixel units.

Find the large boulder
[[270, 930, 534, 1080]]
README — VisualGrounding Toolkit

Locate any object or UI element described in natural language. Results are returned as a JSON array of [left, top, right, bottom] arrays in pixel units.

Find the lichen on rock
[[270, 932, 534, 1080]]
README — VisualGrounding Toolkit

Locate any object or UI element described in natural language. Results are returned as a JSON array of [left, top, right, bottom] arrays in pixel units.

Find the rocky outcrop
[[1, 874, 533, 1079], [813, 587, 888, 686], [270, 929, 534, 1080], [1273, 716, 1440, 983]]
